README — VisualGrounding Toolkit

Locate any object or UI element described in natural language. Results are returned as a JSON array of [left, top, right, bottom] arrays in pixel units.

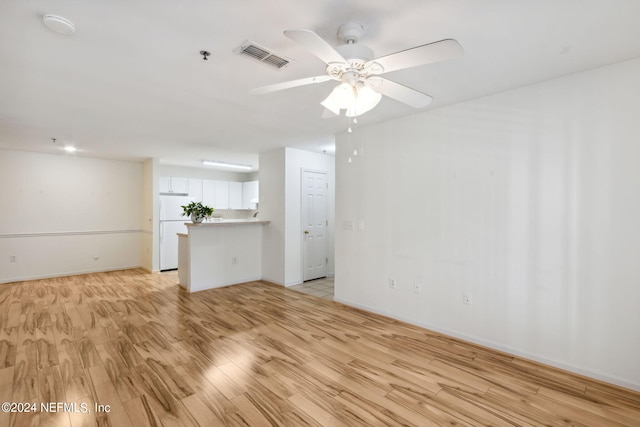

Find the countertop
[[185, 219, 270, 228]]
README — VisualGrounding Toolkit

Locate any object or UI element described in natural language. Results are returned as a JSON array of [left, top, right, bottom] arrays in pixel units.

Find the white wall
[[259, 148, 286, 284], [260, 147, 335, 286], [141, 158, 158, 272], [335, 57, 640, 391], [285, 148, 335, 285], [0, 150, 144, 282], [159, 164, 253, 182]]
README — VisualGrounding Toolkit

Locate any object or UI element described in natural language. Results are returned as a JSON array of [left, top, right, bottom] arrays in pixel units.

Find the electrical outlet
[[93, 254, 100, 260], [463, 292, 472, 305], [232, 256, 238, 265], [389, 277, 397, 289], [413, 282, 421, 294], [9, 255, 17, 263]]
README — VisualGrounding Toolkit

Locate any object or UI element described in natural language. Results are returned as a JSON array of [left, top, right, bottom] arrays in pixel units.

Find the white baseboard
[[260, 275, 284, 286], [0, 265, 144, 284], [334, 296, 640, 393]]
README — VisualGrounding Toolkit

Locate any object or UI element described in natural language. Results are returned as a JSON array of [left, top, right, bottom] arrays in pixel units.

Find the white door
[[302, 170, 328, 281]]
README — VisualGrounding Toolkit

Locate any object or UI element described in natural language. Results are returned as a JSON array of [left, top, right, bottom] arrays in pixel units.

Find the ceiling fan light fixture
[[330, 82, 356, 109], [253, 27, 462, 119], [357, 85, 382, 110], [345, 85, 382, 117], [321, 95, 341, 115]]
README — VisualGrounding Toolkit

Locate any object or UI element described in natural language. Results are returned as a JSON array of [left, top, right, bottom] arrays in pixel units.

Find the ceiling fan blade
[[284, 29, 346, 65], [367, 39, 463, 74], [372, 78, 433, 108], [249, 75, 332, 95]]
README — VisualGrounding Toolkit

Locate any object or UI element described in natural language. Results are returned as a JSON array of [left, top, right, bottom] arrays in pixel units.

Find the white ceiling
[[2, 0, 640, 171]]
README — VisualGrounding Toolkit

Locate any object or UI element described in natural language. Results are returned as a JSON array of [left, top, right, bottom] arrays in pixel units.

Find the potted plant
[[181, 201, 214, 223]]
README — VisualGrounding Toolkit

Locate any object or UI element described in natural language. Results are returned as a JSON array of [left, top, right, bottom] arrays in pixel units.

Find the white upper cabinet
[[242, 181, 259, 209], [188, 178, 203, 202], [160, 176, 189, 194], [214, 181, 229, 209], [161, 176, 258, 210], [202, 179, 216, 208], [229, 182, 243, 209], [169, 177, 189, 194], [159, 176, 170, 193]]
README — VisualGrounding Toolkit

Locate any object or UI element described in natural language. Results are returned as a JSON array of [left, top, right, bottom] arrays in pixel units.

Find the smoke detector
[[43, 15, 76, 35]]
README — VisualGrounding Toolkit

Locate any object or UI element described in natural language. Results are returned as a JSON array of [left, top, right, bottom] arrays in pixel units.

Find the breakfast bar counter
[[177, 219, 270, 292]]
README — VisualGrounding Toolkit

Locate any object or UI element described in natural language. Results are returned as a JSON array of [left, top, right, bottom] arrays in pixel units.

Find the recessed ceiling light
[[202, 160, 252, 170], [63, 146, 77, 152], [43, 15, 76, 35]]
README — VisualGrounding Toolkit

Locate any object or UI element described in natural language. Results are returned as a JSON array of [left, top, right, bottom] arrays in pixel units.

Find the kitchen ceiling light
[[43, 15, 76, 35], [63, 146, 77, 152], [202, 160, 252, 170]]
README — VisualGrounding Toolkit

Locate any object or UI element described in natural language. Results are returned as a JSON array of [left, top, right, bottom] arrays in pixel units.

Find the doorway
[[302, 170, 328, 282]]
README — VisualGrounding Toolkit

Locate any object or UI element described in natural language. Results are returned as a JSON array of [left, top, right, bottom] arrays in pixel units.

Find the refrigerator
[[159, 194, 193, 271]]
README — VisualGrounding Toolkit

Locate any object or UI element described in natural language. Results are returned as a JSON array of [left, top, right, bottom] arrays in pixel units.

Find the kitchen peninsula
[[177, 219, 270, 292]]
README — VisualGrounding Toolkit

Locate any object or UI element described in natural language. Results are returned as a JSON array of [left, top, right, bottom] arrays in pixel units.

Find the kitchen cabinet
[[229, 182, 243, 209], [214, 181, 229, 209], [159, 176, 170, 193], [189, 178, 202, 202], [160, 176, 189, 194], [202, 179, 216, 208], [162, 176, 257, 210], [242, 181, 259, 209]]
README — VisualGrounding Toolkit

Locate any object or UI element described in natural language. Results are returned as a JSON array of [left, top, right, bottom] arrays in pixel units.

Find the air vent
[[236, 41, 291, 69]]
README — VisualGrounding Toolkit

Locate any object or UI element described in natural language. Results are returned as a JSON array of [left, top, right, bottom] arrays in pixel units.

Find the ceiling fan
[[250, 23, 463, 117]]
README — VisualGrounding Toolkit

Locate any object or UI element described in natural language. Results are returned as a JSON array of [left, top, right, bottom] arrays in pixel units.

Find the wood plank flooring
[[0, 269, 638, 426]]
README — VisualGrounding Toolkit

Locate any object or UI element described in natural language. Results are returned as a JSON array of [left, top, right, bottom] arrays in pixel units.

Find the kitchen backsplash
[[211, 209, 259, 220]]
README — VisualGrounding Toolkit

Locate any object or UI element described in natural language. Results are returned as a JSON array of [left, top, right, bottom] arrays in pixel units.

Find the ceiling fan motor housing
[[337, 22, 364, 44], [341, 70, 359, 85], [336, 43, 374, 64]]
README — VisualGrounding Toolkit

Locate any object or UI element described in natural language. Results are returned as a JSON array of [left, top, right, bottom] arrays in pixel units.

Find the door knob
[[304, 230, 310, 234]]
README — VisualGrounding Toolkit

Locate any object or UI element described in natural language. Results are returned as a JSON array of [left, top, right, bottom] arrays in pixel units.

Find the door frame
[[300, 168, 329, 282]]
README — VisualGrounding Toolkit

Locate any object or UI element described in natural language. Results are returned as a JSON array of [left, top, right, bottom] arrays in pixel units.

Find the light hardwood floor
[[1, 269, 638, 426]]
